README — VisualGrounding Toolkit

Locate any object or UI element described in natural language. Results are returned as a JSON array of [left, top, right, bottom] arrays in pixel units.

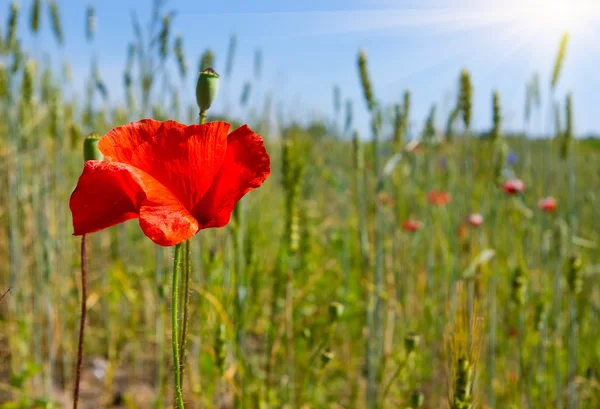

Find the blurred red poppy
[[69, 119, 271, 246], [468, 213, 483, 227], [427, 190, 451, 205], [402, 219, 421, 232], [538, 197, 557, 213], [502, 179, 525, 195]]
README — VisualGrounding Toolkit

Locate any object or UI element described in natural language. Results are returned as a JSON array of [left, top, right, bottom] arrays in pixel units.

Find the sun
[[524, 0, 600, 31]]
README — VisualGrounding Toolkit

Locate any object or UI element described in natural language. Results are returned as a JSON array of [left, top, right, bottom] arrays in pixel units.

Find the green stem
[[179, 239, 191, 386], [172, 243, 184, 409]]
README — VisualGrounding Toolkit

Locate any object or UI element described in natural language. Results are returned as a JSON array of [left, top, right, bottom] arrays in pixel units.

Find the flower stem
[[73, 234, 88, 409], [172, 243, 184, 409], [179, 239, 191, 386]]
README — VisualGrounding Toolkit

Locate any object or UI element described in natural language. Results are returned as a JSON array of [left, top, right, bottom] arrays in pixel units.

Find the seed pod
[[357, 48, 375, 112], [458, 69, 473, 130], [173, 35, 187, 78], [566, 254, 582, 295], [83, 134, 103, 162], [196, 68, 220, 113], [511, 265, 527, 307], [30, 0, 41, 34], [48, 1, 64, 45], [86, 6, 95, 42]]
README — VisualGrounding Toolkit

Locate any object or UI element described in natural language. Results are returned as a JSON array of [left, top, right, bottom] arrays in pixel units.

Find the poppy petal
[[69, 161, 199, 246], [129, 121, 231, 211], [192, 125, 271, 228], [98, 119, 185, 164]]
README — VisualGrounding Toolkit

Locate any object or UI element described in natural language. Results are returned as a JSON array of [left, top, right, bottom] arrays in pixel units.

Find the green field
[[1, 1, 600, 409]]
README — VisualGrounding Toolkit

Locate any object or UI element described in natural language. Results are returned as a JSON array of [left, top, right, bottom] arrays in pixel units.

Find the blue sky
[[3, 0, 600, 138]]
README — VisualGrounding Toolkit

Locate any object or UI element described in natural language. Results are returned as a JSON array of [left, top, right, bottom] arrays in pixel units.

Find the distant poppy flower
[[69, 119, 271, 246], [427, 190, 451, 205], [468, 213, 483, 227], [502, 179, 525, 195], [538, 197, 557, 213], [402, 219, 421, 232]]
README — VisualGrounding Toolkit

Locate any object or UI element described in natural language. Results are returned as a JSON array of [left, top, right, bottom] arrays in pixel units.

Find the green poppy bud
[[411, 389, 424, 408], [196, 68, 220, 113], [328, 301, 344, 322], [404, 332, 420, 354], [83, 134, 103, 162], [320, 348, 334, 367]]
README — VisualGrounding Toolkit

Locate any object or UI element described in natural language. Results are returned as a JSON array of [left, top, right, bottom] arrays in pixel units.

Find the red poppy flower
[[468, 213, 483, 227], [402, 219, 421, 232], [538, 197, 557, 213], [69, 119, 270, 246], [427, 190, 451, 206], [502, 179, 525, 195]]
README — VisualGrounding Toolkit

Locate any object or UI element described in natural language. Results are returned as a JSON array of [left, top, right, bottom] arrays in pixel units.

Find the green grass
[[1, 2, 600, 409]]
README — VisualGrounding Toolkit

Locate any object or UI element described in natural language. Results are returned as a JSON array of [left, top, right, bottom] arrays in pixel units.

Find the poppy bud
[[320, 348, 334, 367], [196, 68, 220, 113], [328, 301, 344, 322], [83, 134, 103, 162], [404, 332, 420, 354], [411, 389, 424, 408]]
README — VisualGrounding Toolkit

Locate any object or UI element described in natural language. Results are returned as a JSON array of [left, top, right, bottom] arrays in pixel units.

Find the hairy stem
[[73, 235, 88, 409], [172, 243, 184, 409]]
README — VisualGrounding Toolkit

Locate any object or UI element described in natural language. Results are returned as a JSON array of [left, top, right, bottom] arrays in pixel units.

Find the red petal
[[98, 119, 185, 164], [69, 161, 199, 246], [192, 125, 271, 228], [129, 121, 231, 211]]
